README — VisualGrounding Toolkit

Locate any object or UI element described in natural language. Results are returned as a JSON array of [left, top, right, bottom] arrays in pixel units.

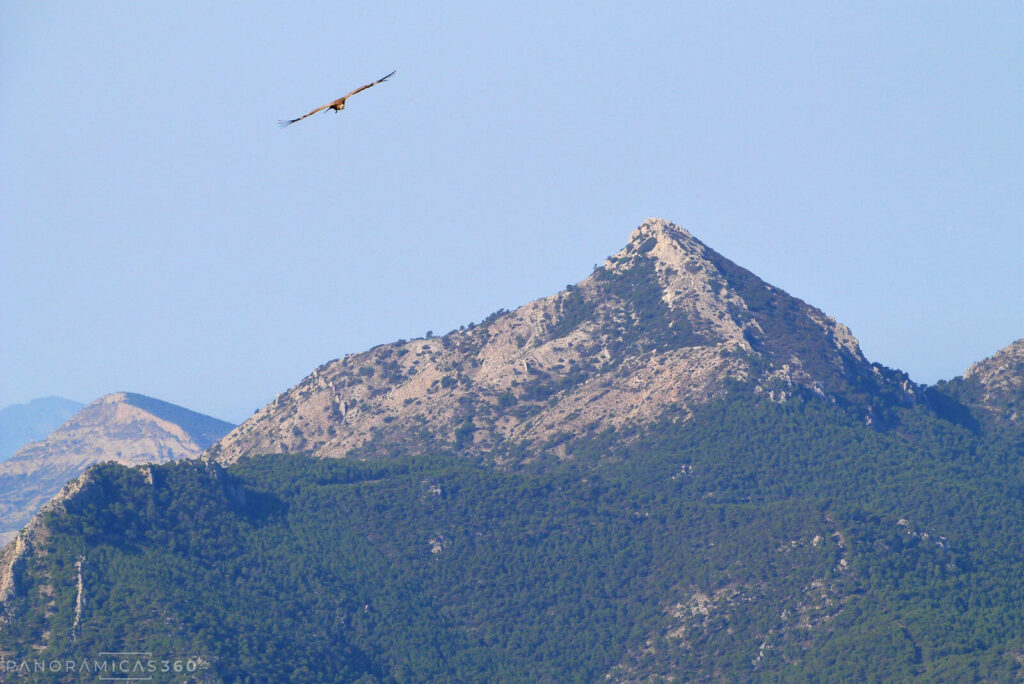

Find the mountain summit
[[210, 219, 916, 463]]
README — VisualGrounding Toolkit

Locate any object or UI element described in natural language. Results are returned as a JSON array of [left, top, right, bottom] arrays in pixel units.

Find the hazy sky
[[2, 2, 1021, 423]]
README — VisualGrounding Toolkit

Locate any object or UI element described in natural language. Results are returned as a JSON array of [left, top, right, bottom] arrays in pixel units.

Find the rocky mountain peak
[[208, 219, 918, 465], [621, 217, 701, 262], [614, 218, 734, 292], [605, 218, 756, 349]]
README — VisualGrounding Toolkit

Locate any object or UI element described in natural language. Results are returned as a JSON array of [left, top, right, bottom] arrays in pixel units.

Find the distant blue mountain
[[0, 397, 84, 461]]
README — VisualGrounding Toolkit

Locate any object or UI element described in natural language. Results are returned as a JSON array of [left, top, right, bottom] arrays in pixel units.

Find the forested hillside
[[2, 390, 1022, 682]]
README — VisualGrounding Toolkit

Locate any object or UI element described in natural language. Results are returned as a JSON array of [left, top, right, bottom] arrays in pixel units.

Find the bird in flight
[[278, 70, 397, 128]]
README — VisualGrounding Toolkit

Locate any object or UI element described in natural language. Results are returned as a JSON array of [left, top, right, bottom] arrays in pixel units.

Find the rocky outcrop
[[963, 338, 1024, 425], [209, 219, 916, 464], [931, 338, 1024, 433]]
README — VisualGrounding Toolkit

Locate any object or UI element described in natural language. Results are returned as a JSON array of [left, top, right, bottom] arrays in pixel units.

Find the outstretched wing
[[279, 71, 396, 128], [278, 102, 333, 128], [340, 70, 397, 101]]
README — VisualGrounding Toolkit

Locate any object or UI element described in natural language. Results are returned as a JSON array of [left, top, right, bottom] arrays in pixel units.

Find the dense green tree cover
[[2, 391, 1023, 682]]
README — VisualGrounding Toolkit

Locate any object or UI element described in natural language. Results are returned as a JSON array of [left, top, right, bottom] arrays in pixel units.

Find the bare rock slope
[[209, 219, 916, 464]]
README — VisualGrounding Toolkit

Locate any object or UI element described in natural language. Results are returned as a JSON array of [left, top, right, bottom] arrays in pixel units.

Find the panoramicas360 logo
[[2, 652, 205, 680]]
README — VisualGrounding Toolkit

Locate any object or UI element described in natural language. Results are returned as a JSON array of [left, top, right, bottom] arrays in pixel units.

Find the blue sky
[[2, 2, 1021, 423]]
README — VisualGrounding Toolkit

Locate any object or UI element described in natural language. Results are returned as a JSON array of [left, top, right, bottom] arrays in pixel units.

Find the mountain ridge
[[208, 218, 917, 464], [0, 392, 234, 542]]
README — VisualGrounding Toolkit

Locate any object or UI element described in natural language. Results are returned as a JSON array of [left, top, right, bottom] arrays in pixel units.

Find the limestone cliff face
[[0, 393, 234, 541], [209, 219, 916, 464]]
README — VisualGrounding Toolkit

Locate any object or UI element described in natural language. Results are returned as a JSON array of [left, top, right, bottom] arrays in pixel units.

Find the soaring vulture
[[279, 70, 396, 127]]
